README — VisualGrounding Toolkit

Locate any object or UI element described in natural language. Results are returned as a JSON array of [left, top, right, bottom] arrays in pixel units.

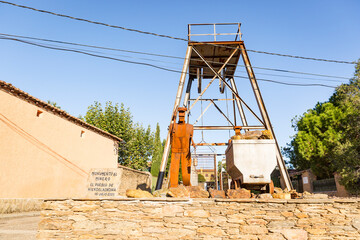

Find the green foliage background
[[198, 174, 206, 183], [150, 123, 163, 177], [284, 61, 360, 194], [82, 101, 154, 171]]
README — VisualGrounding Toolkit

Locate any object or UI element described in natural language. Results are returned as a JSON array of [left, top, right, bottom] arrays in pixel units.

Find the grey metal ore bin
[[225, 139, 277, 186]]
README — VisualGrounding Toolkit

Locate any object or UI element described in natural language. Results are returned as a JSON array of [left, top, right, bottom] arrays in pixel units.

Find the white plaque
[[302, 176, 309, 184], [87, 168, 122, 198]]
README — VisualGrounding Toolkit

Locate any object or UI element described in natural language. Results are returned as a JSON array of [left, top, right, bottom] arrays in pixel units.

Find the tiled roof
[[0, 80, 123, 142]]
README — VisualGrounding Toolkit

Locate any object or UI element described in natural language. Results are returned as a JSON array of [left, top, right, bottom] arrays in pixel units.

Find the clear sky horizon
[[1, 0, 359, 162]]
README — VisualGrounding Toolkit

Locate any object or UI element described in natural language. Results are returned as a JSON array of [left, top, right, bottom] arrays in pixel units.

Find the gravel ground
[[0, 212, 40, 240]]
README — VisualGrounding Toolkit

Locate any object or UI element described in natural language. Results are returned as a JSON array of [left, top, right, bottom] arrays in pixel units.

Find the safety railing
[[188, 23, 241, 42]]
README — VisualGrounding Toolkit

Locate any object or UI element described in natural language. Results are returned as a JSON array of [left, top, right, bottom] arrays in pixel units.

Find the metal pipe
[[183, 78, 193, 107], [229, 77, 248, 128], [214, 154, 218, 190], [189, 98, 234, 101], [193, 154, 225, 157], [194, 126, 265, 130], [219, 160, 224, 190], [155, 45, 193, 190], [195, 143, 228, 146], [232, 93, 237, 126], [197, 68, 202, 93], [239, 43, 293, 191]]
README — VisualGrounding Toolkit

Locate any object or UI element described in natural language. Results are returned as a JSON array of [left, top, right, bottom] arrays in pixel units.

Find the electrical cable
[[0, 1, 356, 65], [0, 35, 338, 89], [0, 33, 350, 82], [0, 36, 181, 74]]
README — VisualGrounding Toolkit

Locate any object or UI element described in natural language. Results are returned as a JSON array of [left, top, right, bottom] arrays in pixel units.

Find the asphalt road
[[0, 212, 40, 240]]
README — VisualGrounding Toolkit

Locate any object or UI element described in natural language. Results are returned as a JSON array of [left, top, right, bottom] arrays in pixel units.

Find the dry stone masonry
[[38, 198, 360, 239]]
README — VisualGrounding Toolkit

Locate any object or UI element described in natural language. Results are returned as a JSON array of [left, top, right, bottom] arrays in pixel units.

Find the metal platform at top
[[188, 23, 242, 79]]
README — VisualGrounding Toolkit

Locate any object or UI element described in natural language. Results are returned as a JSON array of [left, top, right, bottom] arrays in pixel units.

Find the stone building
[[0, 80, 122, 198]]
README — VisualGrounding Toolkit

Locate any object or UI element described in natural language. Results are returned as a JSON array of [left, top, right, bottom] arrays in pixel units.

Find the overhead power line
[[0, 36, 181, 73], [0, 0, 357, 65], [0, 33, 350, 82], [0, 35, 338, 89]]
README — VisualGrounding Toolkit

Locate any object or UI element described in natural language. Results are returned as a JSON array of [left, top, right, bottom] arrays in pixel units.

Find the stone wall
[[117, 165, 152, 196], [38, 198, 360, 239]]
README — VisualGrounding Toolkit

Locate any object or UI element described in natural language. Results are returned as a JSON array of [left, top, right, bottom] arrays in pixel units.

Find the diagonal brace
[[210, 100, 234, 127], [192, 47, 265, 126], [187, 46, 240, 114], [193, 101, 213, 125]]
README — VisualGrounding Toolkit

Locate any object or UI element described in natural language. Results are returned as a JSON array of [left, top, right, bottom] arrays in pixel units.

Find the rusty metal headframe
[[155, 23, 293, 191]]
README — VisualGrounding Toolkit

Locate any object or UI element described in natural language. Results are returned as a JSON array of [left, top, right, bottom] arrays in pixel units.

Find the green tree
[[330, 60, 360, 194], [151, 123, 163, 177], [47, 100, 61, 109], [198, 174, 206, 183], [82, 101, 154, 171], [284, 60, 360, 194], [125, 124, 154, 170], [283, 102, 346, 178]]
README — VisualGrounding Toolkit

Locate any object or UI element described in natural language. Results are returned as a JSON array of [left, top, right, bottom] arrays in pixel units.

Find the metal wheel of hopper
[[230, 179, 241, 189], [266, 180, 274, 194]]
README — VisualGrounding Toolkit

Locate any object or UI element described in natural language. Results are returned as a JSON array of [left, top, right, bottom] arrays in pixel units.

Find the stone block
[[68, 215, 88, 222], [184, 209, 210, 218], [231, 235, 258, 240], [197, 227, 224, 236], [352, 218, 360, 231], [295, 212, 309, 218], [290, 190, 301, 199], [209, 189, 226, 198], [78, 234, 105, 239], [38, 218, 73, 231], [271, 229, 308, 240], [268, 220, 295, 229], [240, 225, 268, 234], [226, 188, 251, 199], [260, 129, 273, 139], [153, 188, 169, 197], [244, 130, 263, 139], [303, 193, 328, 199], [281, 211, 294, 217], [162, 204, 184, 216], [258, 233, 286, 240], [258, 193, 273, 199], [72, 204, 100, 212], [101, 201, 119, 208], [272, 193, 291, 199], [306, 228, 327, 235], [126, 189, 153, 198], [168, 185, 190, 198], [208, 216, 227, 223], [142, 227, 169, 233], [246, 219, 268, 225], [227, 228, 240, 235], [73, 220, 104, 230], [186, 186, 209, 198]]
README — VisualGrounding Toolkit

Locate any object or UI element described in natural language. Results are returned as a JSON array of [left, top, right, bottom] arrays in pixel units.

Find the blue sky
[[0, 0, 359, 160]]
